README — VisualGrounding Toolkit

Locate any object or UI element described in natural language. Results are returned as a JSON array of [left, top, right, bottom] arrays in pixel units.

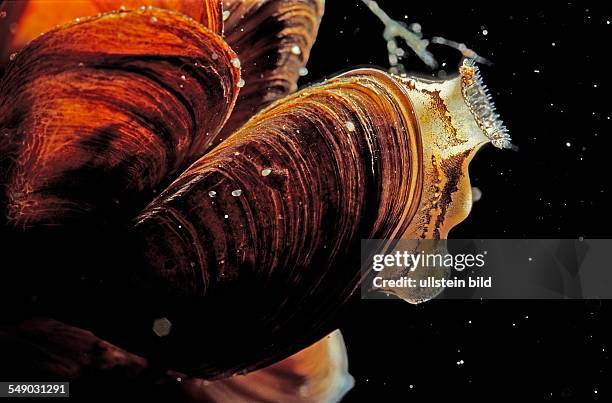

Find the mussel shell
[[0, 0, 224, 64], [0, 317, 351, 402], [90, 68, 423, 377], [0, 8, 239, 229], [220, 0, 325, 134]]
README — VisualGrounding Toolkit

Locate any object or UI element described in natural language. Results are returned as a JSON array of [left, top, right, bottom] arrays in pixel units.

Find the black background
[[303, 1, 611, 401]]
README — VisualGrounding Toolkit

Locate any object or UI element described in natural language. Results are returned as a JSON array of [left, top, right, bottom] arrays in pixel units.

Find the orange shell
[[0, 8, 240, 228]]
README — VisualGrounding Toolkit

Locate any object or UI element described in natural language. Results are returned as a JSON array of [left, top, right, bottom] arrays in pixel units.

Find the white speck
[[177, 377, 182, 382], [291, 45, 302, 55], [608, 20, 610, 25], [512, 323, 516, 327], [468, 320, 472, 324], [152, 317, 172, 337], [223, 10, 231, 21], [150, 16, 157, 23], [224, 214, 229, 219], [594, 389, 598, 394], [237, 78, 245, 88], [9, 53, 16, 61], [409, 384, 414, 389], [298, 67, 309, 76], [457, 359, 465, 366], [566, 142, 571, 147], [0, 11, 7, 19], [208, 191, 216, 198], [534, 69, 540, 73], [593, 83, 598, 88], [345, 121, 355, 132], [525, 315, 529, 319], [261, 167, 272, 176], [231, 57, 241, 68], [181, 75, 186, 80], [551, 42, 556, 47], [231, 189, 242, 197], [528, 257, 533, 261], [75, 18, 80, 23], [482, 29, 488, 36]]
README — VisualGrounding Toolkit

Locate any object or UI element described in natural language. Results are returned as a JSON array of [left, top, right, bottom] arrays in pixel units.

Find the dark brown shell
[[220, 0, 325, 134], [0, 318, 351, 402], [0, 8, 239, 228]]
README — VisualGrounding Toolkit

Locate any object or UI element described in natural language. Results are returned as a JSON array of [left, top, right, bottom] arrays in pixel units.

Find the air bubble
[[152, 317, 172, 337]]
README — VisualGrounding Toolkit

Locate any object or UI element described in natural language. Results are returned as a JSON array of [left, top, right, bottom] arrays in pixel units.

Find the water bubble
[[291, 45, 302, 55], [211, 53, 218, 60], [237, 78, 245, 88], [222, 10, 231, 21], [231, 57, 241, 68], [231, 189, 242, 197], [208, 190, 217, 197], [9, 53, 16, 61], [298, 67, 309, 76], [345, 121, 355, 132], [261, 167, 272, 176], [152, 317, 172, 337]]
